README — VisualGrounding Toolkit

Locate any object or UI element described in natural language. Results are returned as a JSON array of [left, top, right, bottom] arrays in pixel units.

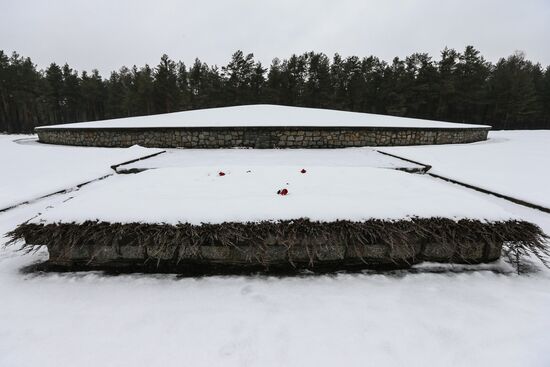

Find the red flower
[[218, 171, 226, 176], [279, 188, 289, 196], [300, 169, 307, 174]]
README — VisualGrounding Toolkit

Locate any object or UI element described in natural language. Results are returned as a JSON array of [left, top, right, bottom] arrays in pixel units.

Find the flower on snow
[[277, 188, 289, 196]]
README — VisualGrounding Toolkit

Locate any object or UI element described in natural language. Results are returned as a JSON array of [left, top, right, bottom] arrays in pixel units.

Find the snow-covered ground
[[36, 166, 514, 225], [0, 135, 162, 210], [37, 104, 489, 129], [122, 147, 419, 170], [380, 130, 550, 208], [1, 193, 550, 367], [1, 131, 550, 367]]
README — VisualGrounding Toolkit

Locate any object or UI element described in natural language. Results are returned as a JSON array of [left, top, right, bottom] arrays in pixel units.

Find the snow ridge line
[[13, 137, 38, 144], [110, 150, 166, 173], [0, 174, 113, 214], [376, 150, 432, 173], [377, 149, 550, 214], [428, 173, 550, 214], [0, 150, 166, 213]]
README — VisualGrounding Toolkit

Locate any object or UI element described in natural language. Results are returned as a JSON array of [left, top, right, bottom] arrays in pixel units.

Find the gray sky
[[1, 0, 549, 76]]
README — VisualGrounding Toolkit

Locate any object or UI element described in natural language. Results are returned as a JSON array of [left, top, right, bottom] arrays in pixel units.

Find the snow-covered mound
[[36, 166, 514, 225], [36, 104, 490, 129]]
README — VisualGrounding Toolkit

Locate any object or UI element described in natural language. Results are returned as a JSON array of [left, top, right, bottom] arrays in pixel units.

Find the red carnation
[[218, 171, 226, 176], [300, 169, 307, 174]]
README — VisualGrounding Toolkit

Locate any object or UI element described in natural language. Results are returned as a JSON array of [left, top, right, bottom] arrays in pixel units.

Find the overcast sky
[[1, 0, 549, 76]]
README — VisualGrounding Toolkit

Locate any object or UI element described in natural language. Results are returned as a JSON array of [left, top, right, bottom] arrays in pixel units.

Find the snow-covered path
[[122, 146, 420, 170], [380, 130, 550, 209], [0, 135, 162, 210]]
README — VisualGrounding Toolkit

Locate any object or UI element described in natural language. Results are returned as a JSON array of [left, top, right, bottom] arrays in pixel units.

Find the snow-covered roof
[[36, 104, 490, 129]]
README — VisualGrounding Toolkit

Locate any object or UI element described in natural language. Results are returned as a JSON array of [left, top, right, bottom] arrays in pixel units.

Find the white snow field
[[1, 192, 550, 367], [1, 131, 550, 367], [0, 135, 162, 210], [36, 166, 514, 225], [380, 130, 550, 208], [37, 104, 490, 129]]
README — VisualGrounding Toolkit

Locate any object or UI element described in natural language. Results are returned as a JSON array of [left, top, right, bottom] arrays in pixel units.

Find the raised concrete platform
[[12, 219, 521, 274], [35, 105, 490, 148]]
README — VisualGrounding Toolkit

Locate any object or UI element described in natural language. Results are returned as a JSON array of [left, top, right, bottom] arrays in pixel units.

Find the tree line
[[1, 46, 549, 133]]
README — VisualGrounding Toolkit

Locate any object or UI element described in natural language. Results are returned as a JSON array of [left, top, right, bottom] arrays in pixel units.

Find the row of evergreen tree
[[1, 46, 549, 133]]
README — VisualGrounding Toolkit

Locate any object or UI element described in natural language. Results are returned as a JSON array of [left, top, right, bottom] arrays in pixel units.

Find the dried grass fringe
[[5, 217, 549, 272]]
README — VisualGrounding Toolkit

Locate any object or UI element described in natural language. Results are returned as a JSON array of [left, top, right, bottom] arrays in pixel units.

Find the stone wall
[[36, 126, 490, 148]]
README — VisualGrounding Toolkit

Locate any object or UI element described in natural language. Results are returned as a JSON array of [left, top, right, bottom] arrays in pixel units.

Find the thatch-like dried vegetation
[[6, 218, 548, 274]]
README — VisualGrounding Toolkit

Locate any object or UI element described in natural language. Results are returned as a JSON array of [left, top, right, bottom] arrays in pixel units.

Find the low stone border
[[36, 126, 490, 148]]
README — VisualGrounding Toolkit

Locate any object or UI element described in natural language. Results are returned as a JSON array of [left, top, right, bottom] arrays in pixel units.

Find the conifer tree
[[154, 54, 179, 113], [1, 48, 550, 132], [487, 52, 540, 129]]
